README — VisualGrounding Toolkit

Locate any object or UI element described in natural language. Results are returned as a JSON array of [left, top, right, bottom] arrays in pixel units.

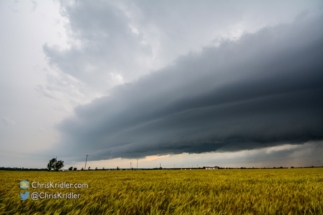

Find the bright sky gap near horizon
[[0, 0, 322, 169]]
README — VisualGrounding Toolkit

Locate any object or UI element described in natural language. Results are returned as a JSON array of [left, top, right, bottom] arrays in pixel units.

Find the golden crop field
[[0, 168, 322, 215]]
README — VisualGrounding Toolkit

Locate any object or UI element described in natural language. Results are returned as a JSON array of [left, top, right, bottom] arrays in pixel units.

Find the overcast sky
[[1, 0, 322, 169]]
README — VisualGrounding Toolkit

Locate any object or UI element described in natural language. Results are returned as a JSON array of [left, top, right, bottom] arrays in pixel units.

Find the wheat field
[[0, 168, 322, 215]]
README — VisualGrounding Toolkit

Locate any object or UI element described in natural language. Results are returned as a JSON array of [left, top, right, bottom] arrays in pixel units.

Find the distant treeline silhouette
[[0, 166, 321, 171], [0, 167, 47, 171]]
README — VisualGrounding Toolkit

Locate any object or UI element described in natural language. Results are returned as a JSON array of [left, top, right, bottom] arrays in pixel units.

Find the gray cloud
[[44, 0, 322, 91], [54, 14, 323, 161], [2, 0, 322, 168], [43, 0, 152, 90], [161, 142, 323, 168]]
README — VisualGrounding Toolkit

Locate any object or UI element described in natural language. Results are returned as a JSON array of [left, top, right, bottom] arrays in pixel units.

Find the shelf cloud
[[55, 14, 323, 161]]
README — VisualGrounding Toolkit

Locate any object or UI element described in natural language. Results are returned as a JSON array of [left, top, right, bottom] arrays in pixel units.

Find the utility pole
[[85, 155, 88, 169]]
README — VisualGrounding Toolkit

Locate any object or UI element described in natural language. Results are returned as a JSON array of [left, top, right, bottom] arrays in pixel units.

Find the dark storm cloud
[[57, 14, 323, 161]]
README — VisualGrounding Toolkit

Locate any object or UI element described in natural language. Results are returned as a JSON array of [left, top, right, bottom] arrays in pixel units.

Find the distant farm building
[[204, 166, 219, 170]]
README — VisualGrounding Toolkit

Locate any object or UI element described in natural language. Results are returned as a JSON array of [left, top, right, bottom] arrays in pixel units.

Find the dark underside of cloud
[[56, 15, 323, 161]]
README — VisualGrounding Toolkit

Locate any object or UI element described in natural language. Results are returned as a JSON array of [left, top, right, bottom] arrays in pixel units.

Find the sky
[[0, 0, 322, 169]]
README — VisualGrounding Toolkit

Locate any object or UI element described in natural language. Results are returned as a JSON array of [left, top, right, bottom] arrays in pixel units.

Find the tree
[[81, 167, 84, 171], [54, 160, 64, 171], [68, 167, 73, 171], [46, 158, 64, 171], [47, 158, 57, 171], [95, 167, 98, 170], [73, 167, 77, 171], [88, 166, 91, 170]]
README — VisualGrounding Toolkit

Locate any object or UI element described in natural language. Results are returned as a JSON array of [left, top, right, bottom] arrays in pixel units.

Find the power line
[[85, 155, 88, 169]]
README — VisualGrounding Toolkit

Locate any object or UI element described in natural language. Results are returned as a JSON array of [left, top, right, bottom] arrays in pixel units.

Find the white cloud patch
[[265, 144, 302, 154]]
